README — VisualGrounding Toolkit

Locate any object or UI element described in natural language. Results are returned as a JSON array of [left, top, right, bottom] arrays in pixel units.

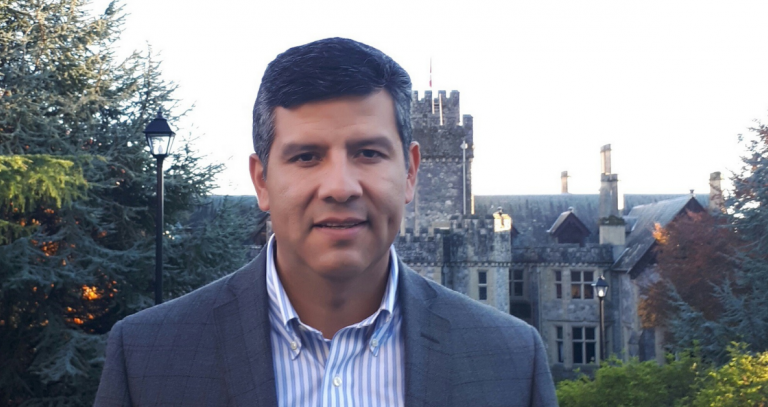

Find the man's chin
[[308, 251, 387, 281]]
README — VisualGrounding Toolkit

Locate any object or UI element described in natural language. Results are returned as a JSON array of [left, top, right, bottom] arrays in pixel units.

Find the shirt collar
[[265, 234, 400, 332]]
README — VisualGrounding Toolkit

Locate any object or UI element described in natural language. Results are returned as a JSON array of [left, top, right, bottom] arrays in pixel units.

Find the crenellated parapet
[[442, 215, 511, 264], [394, 231, 445, 265], [410, 90, 473, 159]]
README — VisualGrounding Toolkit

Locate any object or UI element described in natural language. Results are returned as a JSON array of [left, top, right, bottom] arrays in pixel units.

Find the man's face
[[250, 90, 420, 280]]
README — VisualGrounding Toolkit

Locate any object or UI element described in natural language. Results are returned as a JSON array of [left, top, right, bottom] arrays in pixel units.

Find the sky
[[87, 0, 768, 200]]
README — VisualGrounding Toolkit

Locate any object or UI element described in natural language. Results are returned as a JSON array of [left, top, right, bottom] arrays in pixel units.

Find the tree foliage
[[688, 344, 768, 407], [557, 345, 768, 407], [646, 118, 768, 364], [0, 1, 255, 405], [556, 351, 704, 407], [0, 154, 88, 244], [0, 155, 88, 212], [640, 211, 737, 328]]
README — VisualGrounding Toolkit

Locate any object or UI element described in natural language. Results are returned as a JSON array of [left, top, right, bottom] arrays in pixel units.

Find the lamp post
[[592, 275, 609, 364], [460, 140, 468, 215], [144, 109, 176, 305]]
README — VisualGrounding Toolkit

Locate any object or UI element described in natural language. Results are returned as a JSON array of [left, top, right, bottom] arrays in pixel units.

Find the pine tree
[[0, 1, 255, 405], [714, 122, 768, 355]]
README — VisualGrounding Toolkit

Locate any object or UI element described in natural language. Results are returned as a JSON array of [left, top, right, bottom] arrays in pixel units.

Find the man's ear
[[249, 154, 270, 212], [405, 142, 420, 204]]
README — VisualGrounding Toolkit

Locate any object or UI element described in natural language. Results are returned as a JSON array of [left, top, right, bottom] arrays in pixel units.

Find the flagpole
[[430, 58, 435, 114]]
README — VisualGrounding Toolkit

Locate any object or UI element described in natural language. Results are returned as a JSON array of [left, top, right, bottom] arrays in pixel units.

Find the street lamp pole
[[154, 156, 164, 305], [461, 140, 468, 215], [144, 109, 176, 305], [593, 275, 609, 364]]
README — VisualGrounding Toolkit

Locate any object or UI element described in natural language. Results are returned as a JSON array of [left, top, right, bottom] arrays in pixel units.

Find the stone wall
[[395, 215, 513, 313], [512, 245, 614, 264]]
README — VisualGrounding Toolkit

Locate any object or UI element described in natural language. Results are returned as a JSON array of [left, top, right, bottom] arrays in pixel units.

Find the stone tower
[[404, 90, 474, 233]]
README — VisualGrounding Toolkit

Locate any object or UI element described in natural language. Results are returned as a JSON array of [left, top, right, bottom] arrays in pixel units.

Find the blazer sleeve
[[529, 326, 559, 407], [94, 320, 133, 407]]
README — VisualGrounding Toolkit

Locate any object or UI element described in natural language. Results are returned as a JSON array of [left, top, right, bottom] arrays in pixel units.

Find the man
[[95, 38, 557, 407]]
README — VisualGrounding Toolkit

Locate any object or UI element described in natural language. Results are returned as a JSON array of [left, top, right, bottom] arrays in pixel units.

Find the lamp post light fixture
[[144, 109, 176, 305], [592, 275, 609, 364]]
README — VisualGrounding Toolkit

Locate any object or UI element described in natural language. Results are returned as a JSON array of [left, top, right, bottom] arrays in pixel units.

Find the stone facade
[[393, 90, 715, 380]]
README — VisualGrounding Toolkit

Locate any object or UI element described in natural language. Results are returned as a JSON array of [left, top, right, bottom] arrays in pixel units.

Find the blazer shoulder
[[120, 255, 263, 328], [411, 269, 536, 340]]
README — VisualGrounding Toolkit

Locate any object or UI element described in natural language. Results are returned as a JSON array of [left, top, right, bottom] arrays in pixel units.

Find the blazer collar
[[213, 248, 278, 407], [399, 260, 452, 407]]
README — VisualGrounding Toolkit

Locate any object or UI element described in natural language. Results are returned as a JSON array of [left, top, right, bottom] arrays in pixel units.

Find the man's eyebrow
[[347, 136, 396, 151], [279, 142, 325, 158]]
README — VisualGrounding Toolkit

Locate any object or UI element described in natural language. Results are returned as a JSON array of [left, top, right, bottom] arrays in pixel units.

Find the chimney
[[601, 144, 612, 174], [598, 144, 625, 261], [598, 145, 619, 219], [709, 172, 724, 213], [561, 171, 569, 194]]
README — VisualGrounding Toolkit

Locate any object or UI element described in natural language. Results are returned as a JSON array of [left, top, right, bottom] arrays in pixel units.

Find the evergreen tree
[[0, 1, 255, 405], [714, 122, 768, 354], [0, 154, 88, 244]]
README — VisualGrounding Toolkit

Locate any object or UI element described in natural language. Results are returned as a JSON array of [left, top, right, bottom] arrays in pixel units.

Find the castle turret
[[405, 90, 474, 233]]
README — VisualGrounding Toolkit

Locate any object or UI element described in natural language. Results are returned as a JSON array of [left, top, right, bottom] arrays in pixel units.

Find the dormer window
[[547, 210, 591, 246]]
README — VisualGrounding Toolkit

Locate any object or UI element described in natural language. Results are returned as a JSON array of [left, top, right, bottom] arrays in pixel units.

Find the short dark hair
[[252, 37, 413, 177]]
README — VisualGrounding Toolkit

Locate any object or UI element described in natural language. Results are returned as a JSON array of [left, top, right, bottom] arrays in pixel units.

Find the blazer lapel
[[399, 263, 452, 407], [213, 249, 278, 407]]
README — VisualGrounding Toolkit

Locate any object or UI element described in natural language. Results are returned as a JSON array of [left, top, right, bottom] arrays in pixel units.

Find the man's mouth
[[315, 221, 366, 229], [314, 218, 367, 229]]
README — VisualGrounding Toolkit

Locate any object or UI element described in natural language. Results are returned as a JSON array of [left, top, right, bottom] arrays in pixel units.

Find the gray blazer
[[95, 249, 558, 406]]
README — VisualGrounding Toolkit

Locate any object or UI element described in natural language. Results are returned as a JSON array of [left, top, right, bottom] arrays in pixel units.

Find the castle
[[205, 89, 722, 379], [395, 90, 720, 379]]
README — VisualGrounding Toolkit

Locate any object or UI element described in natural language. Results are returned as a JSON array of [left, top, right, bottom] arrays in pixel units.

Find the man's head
[[252, 37, 413, 178], [249, 38, 419, 283]]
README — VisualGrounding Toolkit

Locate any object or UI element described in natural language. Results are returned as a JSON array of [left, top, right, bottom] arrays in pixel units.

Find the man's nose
[[317, 155, 363, 203]]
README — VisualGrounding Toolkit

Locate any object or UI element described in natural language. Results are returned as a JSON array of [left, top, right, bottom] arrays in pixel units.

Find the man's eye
[[291, 153, 317, 163], [360, 150, 383, 159]]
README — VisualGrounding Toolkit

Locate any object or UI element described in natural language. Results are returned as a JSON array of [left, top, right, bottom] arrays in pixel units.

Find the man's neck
[[273, 248, 391, 340]]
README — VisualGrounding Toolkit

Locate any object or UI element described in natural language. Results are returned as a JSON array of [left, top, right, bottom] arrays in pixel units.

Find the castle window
[[571, 270, 595, 299], [556, 326, 564, 363], [572, 326, 597, 364], [555, 271, 562, 299], [478, 271, 487, 300], [510, 269, 524, 297]]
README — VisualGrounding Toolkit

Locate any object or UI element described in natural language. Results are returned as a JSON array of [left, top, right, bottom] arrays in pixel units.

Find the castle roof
[[612, 196, 706, 275], [474, 194, 709, 247], [474, 194, 601, 246]]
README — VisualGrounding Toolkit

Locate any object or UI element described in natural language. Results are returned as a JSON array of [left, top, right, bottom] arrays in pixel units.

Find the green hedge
[[557, 344, 768, 407]]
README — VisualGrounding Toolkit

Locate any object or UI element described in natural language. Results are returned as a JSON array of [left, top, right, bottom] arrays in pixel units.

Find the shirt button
[[290, 341, 298, 350], [333, 376, 342, 387], [371, 339, 379, 348]]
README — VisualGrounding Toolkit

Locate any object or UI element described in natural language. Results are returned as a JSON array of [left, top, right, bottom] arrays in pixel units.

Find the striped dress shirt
[[266, 236, 405, 407]]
